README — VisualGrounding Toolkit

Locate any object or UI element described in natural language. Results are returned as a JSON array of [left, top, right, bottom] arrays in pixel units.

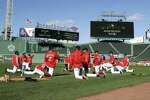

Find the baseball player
[[111, 58, 124, 74], [81, 48, 90, 75], [7, 51, 21, 73], [63, 56, 69, 71], [71, 46, 87, 80], [20, 52, 30, 70], [101, 52, 114, 71], [122, 54, 134, 72], [27, 53, 35, 68], [44, 47, 59, 77], [86, 51, 106, 78], [24, 63, 46, 78]]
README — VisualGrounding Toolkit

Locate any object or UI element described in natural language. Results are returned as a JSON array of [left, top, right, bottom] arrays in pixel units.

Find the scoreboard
[[35, 28, 79, 41], [90, 21, 134, 39]]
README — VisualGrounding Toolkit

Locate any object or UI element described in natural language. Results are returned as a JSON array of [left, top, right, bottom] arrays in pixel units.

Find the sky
[[0, 0, 150, 43]]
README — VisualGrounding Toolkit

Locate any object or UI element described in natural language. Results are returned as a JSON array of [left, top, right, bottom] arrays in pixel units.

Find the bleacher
[[79, 44, 91, 52], [91, 42, 116, 54], [78, 42, 150, 61], [132, 44, 149, 56], [131, 44, 150, 61], [111, 43, 131, 55]]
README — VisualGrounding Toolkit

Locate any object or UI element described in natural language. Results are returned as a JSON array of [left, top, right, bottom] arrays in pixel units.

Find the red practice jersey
[[71, 50, 82, 68], [64, 57, 69, 64], [109, 55, 115, 64], [27, 55, 34, 65], [115, 60, 123, 67], [20, 54, 28, 63], [81, 51, 90, 64], [122, 56, 129, 67], [36, 64, 46, 71], [101, 57, 106, 64], [44, 50, 59, 68], [12, 55, 20, 67], [93, 54, 100, 66]]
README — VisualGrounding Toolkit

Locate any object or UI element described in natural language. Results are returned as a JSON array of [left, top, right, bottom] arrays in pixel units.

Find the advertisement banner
[[19, 28, 35, 37]]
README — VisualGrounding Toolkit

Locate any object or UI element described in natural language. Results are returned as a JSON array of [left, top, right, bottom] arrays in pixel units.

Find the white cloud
[[127, 13, 144, 21]]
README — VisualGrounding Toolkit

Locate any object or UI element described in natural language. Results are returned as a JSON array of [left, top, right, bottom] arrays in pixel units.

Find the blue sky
[[0, 0, 150, 43]]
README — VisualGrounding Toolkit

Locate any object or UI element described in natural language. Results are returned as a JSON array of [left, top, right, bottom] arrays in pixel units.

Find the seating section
[[91, 42, 116, 54], [132, 44, 149, 56], [78, 42, 150, 61], [111, 43, 131, 55]]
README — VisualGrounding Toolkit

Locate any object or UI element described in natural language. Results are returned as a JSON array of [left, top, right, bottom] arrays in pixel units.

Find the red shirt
[[109, 55, 115, 64], [93, 54, 100, 66], [123, 56, 129, 67], [81, 51, 90, 64], [20, 55, 28, 63], [27, 55, 34, 64], [44, 50, 59, 68], [36, 64, 45, 71], [12, 55, 19, 67], [64, 57, 69, 64], [71, 50, 82, 68], [101, 58, 106, 64], [115, 60, 123, 67]]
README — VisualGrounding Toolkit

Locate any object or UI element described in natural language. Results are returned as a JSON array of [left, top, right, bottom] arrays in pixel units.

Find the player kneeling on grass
[[100, 52, 114, 72], [122, 54, 134, 72], [20, 52, 30, 70], [111, 58, 124, 74], [24, 64, 46, 79], [111, 54, 134, 74], [63, 56, 70, 71], [81, 48, 90, 75], [7, 51, 21, 74], [44, 47, 59, 77], [71, 46, 87, 80], [86, 51, 106, 78]]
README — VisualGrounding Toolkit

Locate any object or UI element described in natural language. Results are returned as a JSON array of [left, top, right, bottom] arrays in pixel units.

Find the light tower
[[4, 0, 13, 40]]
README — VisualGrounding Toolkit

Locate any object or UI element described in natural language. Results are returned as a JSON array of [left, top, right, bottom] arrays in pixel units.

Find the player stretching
[[86, 51, 106, 78], [7, 51, 21, 73], [71, 46, 87, 80], [20, 52, 30, 70], [122, 54, 134, 72], [81, 48, 90, 75], [27, 53, 35, 68], [24, 64, 46, 79], [101, 52, 114, 71], [63, 56, 69, 71], [111, 58, 124, 74], [44, 47, 59, 77]]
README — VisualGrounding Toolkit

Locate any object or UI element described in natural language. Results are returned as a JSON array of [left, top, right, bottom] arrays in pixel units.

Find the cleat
[[96, 74, 100, 77], [82, 75, 87, 80], [99, 71, 106, 78], [120, 71, 123, 74]]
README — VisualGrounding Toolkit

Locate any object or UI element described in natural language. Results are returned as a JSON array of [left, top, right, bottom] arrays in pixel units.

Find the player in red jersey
[[101, 52, 114, 71], [111, 58, 124, 74], [7, 51, 21, 73], [86, 51, 106, 78], [24, 63, 46, 78], [44, 47, 59, 77], [81, 48, 90, 75], [20, 52, 30, 70], [63, 56, 69, 71], [109, 52, 115, 64], [27, 53, 35, 68], [71, 46, 86, 80], [93, 51, 101, 75], [101, 55, 106, 64], [122, 54, 133, 72]]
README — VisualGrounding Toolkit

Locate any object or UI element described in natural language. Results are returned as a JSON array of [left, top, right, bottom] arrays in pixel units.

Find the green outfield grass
[[0, 63, 150, 100]]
